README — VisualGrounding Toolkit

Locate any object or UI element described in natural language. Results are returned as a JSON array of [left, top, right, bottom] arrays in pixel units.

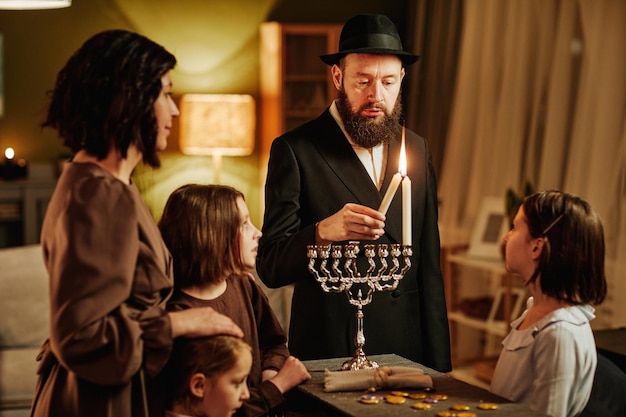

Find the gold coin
[[411, 402, 432, 410], [477, 402, 499, 410], [359, 398, 380, 404], [451, 404, 471, 411], [409, 392, 427, 400], [429, 394, 449, 401], [385, 395, 407, 404], [456, 413, 477, 417], [391, 390, 409, 397], [436, 412, 456, 417]]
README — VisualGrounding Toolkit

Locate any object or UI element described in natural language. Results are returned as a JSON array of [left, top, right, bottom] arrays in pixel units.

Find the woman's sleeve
[[46, 176, 171, 385]]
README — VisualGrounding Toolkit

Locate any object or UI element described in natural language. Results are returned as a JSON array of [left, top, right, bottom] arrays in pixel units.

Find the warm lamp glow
[[0, 0, 71, 9], [179, 94, 255, 183], [4, 148, 14, 159]]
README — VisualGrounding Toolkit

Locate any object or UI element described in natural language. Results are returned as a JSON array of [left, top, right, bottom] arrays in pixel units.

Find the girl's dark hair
[[523, 190, 607, 305], [165, 335, 251, 410], [42, 29, 176, 168], [159, 184, 245, 288]]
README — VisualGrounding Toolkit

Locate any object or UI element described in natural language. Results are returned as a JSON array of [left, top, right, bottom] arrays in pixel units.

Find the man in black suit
[[257, 14, 451, 372]]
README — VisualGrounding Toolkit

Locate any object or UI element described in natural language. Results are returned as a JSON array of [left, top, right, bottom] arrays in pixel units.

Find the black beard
[[335, 88, 403, 149]]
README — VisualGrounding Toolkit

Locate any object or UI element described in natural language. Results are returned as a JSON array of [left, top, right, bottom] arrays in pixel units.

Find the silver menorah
[[307, 241, 413, 371]]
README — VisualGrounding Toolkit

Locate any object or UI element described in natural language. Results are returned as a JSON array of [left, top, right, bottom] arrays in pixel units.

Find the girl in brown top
[[32, 30, 242, 417], [160, 184, 310, 417]]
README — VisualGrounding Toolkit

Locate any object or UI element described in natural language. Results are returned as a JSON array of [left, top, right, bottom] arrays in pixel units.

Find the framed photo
[[467, 196, 509, 259]]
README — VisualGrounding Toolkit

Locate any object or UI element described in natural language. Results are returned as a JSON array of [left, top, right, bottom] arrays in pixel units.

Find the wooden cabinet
[[0, 180, 56, 247], [258, 22, 342, 191]]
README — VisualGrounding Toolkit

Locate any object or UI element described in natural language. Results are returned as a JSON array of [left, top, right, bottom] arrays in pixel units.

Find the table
[[292, 354, 547, 417]]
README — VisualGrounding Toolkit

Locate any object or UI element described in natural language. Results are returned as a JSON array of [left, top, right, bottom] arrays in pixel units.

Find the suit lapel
[[314, 112, 380, 207], [314, 111, 403, 244]]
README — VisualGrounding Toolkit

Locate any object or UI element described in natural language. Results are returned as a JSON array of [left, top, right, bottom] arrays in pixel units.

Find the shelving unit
[[258, 22, 342, 220], [443, 250, 526, 383], [0, 180, 56, 247]]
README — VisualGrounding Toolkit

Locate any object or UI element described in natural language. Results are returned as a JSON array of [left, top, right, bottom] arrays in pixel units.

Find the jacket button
[[392, 289, 401, 298]]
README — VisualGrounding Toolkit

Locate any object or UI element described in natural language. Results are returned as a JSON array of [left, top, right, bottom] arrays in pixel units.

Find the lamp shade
[[0, 0, 71, 9], [179, 94, 255, 156]]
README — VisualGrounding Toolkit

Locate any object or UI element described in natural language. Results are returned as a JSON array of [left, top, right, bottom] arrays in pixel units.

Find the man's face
[[332, 53, 405, 148]]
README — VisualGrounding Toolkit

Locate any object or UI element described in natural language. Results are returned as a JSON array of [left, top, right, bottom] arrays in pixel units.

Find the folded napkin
[[323, 366, 433, 392]]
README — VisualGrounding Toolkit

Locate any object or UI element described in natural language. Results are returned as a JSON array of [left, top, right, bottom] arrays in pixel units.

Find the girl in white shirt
[[490, 190, 607, 417]]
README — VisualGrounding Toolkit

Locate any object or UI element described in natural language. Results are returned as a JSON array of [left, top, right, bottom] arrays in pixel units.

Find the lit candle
[[378, 172, 401, 215], [399, 127, 412, 245], [2, 147, 18, 180], [402, 177, 412, 245]]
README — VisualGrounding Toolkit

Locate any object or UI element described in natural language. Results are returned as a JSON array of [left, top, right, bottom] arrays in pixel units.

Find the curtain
[[406, 0, 626, 326], [405, 0, 463, 179]]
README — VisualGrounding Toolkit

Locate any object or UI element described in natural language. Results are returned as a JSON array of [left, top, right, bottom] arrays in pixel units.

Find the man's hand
[[316, 203, 386, 244]]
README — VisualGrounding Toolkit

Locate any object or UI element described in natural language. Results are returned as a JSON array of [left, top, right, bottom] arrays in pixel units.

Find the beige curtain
[[434, 0, 625, 251], [407, 0, 625, 326]]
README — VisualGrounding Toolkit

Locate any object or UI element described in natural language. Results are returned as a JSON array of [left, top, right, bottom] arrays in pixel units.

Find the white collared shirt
[[490, 297, 597, 417]]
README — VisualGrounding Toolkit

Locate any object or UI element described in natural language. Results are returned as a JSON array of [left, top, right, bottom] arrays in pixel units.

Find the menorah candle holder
[[307, 241, 413, 371]]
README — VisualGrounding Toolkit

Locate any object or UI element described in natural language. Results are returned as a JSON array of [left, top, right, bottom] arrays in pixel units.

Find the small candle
[[402, 176, 412, 245], [2, 147, 18, 180], [378, 172, 402, 215], [399, 126, 412, 245], [4, 147, 14, 160]]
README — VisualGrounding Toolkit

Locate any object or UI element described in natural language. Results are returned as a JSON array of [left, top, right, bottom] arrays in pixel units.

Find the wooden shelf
[[0, 179, 56, 247], [447, 312, 509, 337], [443, 249, 527, 381], [259, 22, 342, 222]]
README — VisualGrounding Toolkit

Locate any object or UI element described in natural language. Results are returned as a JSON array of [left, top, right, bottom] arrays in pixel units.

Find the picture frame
[[467, 196, 509, 259]]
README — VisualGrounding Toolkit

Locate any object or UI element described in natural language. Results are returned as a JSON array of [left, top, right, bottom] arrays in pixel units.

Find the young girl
[[159, 184, 310, 417], [166, 335, 253, 417], [490, 190, 607, 417]]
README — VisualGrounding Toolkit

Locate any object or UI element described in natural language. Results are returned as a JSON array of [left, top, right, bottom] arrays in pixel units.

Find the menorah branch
[[307, 241, 413, 370]]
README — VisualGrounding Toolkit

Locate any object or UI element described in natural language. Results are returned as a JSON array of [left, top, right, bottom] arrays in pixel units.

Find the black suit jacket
[[257, 109, 451, 372]]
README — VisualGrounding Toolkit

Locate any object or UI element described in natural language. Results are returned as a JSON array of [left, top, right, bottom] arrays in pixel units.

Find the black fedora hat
[[320, 14, 419, 66]]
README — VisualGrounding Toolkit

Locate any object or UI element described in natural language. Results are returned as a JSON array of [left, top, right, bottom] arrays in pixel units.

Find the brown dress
[[30, 162, 174, 417]]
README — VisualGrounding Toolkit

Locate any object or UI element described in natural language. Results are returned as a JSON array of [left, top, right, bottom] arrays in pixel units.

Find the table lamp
[[179, 94, 255, 183]]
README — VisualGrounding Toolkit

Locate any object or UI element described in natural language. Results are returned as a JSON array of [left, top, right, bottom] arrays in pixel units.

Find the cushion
[[0, 347, 40, 409], [0, 245, 49, 348]]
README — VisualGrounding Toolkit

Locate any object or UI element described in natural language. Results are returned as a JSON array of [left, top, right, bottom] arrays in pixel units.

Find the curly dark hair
[[523, 190, 607, 305], [42, 29, 177, 167]]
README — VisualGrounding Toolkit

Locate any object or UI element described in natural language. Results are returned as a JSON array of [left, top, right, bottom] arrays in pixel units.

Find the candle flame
[[4, 148, 14, 160], [398, 126, 407, 176]]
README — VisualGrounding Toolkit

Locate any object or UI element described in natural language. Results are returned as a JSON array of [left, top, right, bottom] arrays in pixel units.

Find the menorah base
[[341, 347, 379, 371]]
